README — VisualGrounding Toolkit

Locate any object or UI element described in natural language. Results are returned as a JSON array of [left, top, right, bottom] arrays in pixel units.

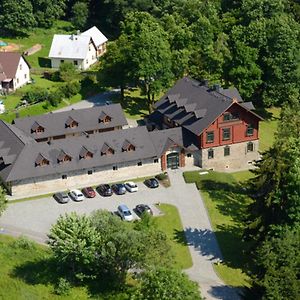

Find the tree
[[255, 227, 300, 300], [47, 213, 100, 280], [122, 12, 173, 113], [59, 62, 77, 82], [0, 187, 7, 217], [71, 2, 89, 30], [245, 101, 300, 243], [0, 0, 36, 36], [134, 267, 202, 300], [98, 38, 131, 101]]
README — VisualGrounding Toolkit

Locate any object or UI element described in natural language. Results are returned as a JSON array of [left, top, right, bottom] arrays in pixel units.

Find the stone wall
[[201, 140, 260, 171], [11, 158, 161, 198]]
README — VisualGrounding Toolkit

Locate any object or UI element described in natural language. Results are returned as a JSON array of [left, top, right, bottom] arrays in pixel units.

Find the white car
[[69, 189, 84, 201], [125, 181, 138, 192], [118, 204, 134, 221]]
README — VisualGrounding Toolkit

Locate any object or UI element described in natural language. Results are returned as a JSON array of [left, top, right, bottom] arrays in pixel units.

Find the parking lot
[[0, 180, 166, 242]]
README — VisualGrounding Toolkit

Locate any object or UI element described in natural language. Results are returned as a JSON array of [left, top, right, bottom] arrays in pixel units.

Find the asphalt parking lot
[[0, 181, 165, 241]]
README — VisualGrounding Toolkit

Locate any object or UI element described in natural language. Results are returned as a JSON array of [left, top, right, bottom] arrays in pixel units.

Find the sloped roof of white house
[[81, 26, 108, 47], [49, 34, 94, 59]]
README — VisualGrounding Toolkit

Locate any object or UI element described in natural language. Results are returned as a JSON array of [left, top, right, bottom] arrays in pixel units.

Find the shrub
[[12, 236, 36, 250], [47, 89, 64, 107], [59, 81, 80, 98], [21, 87, 49, 104], [156, 173, 168, 181], [54, 277, 71, 296], [59, 62, 77, 82]]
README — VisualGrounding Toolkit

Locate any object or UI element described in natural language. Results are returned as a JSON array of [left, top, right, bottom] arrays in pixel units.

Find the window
[[246, 124, 254, 136], [87, 170, 93, 175], [86, 59, 88, 64], [17, 78, 19, 84], [208, 148, 214, 159], [113, 166, 118, 171], [206, 131, 214, 143], [137, 161, 142, 166], [187, 153, 192, 158], [62, 175, 67, 179], [60, 60, 64, 64], [247, 142, 254, 152], [222, 128, 231, 141], [24, 74, 27, 79], [223, 112, 239, 121], [20, 64, 22, 70], [154, 158, 159, 163], [74, 60, 78, 66], [224, 146, 230, 156]]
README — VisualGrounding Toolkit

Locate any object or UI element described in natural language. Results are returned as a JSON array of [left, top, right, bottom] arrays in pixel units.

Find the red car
[[82, 187, 96, 198]]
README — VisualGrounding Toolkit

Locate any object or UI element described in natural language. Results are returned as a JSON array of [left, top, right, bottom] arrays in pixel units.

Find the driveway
[[0, 170, 241, 300]]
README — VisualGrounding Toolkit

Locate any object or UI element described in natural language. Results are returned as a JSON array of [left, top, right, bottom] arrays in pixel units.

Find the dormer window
[[57, 150, 72, 164], [99, 112, 112, 124], [122, 140, 135, 152], [31, 122, 45, 134], [101, 143, 115, 156], [79, 146, 94, 160], [65, 116, 78, 128], [35, 153, 49, 167]]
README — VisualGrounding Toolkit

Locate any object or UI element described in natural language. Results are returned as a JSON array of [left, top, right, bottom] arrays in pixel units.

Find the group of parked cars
[[53, 178, 159, 220]]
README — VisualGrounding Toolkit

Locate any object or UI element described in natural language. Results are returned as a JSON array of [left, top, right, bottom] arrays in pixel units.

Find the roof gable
[[81, 26, 108, 47], [0, 52, 21, 79]]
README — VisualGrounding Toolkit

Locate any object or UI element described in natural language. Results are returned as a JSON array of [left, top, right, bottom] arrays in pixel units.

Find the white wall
[[82, 41, 97, 70], [14, 57, 30, 90], [51, 58, 84, 70]]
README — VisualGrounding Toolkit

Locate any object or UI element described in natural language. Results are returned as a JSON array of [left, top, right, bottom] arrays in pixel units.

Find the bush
[[54, 277, 71, 296], [59, 81, 80, 98], [47, 89, 64, 107], [59, 62, 77, 82], [156, 173, 168, 181], [21, 87, 49, 104], [12, 236, 36, 250]]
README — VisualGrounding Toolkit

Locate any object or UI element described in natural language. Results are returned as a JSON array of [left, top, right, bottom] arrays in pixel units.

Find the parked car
[[135, 204, 153, 216], [112, 183, 127, 195], [118, 204, 133, 221], [69, 189, 84, 201], [97, 184, 113, 197], [82, 186, 96, 198], [144, 178, 159, 188], [53, 192, 70, 204], [125, 181, 138, 192]]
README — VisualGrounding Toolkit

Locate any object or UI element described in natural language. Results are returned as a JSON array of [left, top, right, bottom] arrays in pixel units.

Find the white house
[[0, 52, 30, 93], [81, 26, 108, 57], [48, 26, 108, 70]]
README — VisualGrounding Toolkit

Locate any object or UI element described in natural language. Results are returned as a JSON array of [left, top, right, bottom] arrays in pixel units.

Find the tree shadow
[[254, 107, 279, 121], [120, 95, 148, 118], [208, 284, 244, 300], [38, 57, 51, 68]]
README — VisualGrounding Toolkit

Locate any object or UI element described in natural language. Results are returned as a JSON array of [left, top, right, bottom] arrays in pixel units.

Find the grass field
[[154, 204, 193, 270], [0, 21, 73, 70], [183, 170, 254, 288]]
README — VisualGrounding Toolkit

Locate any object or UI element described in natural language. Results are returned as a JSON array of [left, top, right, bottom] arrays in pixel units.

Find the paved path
[[0, 169, 241, 299], [167, 170, 241, 300]]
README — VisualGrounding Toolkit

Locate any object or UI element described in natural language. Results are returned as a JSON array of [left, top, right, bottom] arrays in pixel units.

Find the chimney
[[70, 34, 74, 40]]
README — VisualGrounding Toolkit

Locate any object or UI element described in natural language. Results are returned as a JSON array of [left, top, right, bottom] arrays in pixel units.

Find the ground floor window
[[224, 146, 230, 156], [62, 174, 67, 179], [137, 161, 142, 166], [187, 153, 192, 158], [87, 170, 93, 175], [154, 158, 159, 163], [247, 142, 254, 152], [113, 165, 118, 171], [74, 60, 78, 66], [167, 152, 179, 169], [208, 148, 214, 159]]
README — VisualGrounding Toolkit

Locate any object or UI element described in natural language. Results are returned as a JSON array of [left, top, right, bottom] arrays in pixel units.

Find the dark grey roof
[[149, 127, 199, 157], [4, 126, 159, 182], [240, 102, 255, 110], [154, 77, 261, 135], [12, 104, 128, 139]]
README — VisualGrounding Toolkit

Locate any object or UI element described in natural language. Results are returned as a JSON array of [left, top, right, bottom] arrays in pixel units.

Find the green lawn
[[0, 235, 88, 300], [258, 107, 280, 152], [183, 170, 254, 288], [154, 204, 193, 270], [0, 20, 73, 70]]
